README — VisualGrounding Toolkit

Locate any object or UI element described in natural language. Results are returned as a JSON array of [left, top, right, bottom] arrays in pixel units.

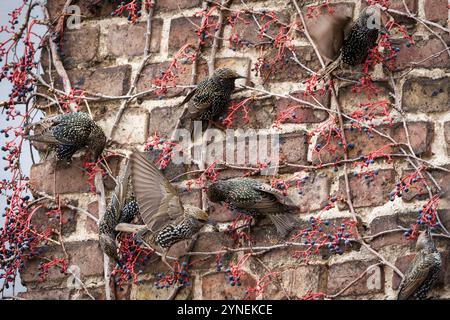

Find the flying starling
[[318, 6, 381, 79], [397, 229, 442, 300], [178, 68, 245, 131], [206, 178, 299, 236], [24, 112, 106, 163], [130, 151, 209, 268], [99, 163, 139, 260]]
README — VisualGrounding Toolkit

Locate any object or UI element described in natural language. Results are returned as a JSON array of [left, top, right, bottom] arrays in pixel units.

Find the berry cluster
[[404, 195, 440, 239], [154, 261, 192, 289]]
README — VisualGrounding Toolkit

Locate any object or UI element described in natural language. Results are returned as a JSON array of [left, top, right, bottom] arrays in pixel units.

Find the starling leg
[[161, 251, 174, 272]]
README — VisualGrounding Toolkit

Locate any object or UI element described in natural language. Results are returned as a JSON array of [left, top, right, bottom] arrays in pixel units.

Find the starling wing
[[130, 151, 184, 233], [397, 253, 434, 300]]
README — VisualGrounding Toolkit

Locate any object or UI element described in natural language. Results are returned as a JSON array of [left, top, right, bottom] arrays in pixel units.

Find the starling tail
[[206, 178, 299, 236], [397, 229, 442, 300]]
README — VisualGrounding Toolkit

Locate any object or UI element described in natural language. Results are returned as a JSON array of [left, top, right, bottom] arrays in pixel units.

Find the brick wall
[[20, 0, 450, 300]]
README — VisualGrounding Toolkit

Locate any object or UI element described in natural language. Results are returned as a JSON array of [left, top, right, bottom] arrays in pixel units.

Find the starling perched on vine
[[206, 178, 299, 236], [130, 151, 209, 268], [99, 163, 139, 260], [178, 68, 245, 131], [24, 112, 106, 163], [397, 229, 442, 300], [318, 6, 381, 79]]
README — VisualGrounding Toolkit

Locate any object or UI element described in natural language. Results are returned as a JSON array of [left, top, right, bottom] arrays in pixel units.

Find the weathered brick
[[312, 122, 433, 164], [98, 108, 149, 145], [362, 0, 418, 26], [132, 279, 191, 300], [67, 65, 132, 96], [403, 77, 450, 113], [18, 288, 71, 300], [368, 212, 417, 250], [155, 0, 201, 12], [279, 132, 308, 167], [392, 254, 414, 290], [424, 0, 449, 24], [391, 38, 450, 71], [226, 10, 290, 50], [29, 156, 121, 194], [259, 46, 321, 82], [46, 0, 117, 19], [106, 20, 163, 57], [275, 91, 329, 124], [191, 232, 234, 269], [148, 106, 185, 138], [327, 260, 384, 296], [201, 271, 257, 300], [225, 97, 276, 129], [21, 240, 104, 286], [337, 169, 395, 209], [169, 17, 217, 54], [263, 264, 326, 299], [286, 172, 331, 213], [339, 81, 393, 116], [31, 205, 77, 237]]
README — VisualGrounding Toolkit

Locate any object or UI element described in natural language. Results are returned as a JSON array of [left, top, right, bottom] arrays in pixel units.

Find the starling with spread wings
[[99, 163, 139, 260], [397, 229, 442, 300], [24, 112, 106, 163], [206, 178, 299, 236], [130, 151, 209, 268]]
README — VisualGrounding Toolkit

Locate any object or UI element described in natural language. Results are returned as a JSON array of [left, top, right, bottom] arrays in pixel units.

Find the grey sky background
[[1, 0, 46, 297]]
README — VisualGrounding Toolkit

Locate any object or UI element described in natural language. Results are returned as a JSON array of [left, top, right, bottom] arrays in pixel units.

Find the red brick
[[155, 0, 201, 12], [18, 288, 70, 300], [263, 264, 326, 299], [259, 46, 321, 82], [392, 254, 415, 290], [106, 20, 163, 57], [391, 38, 450, 71], [168, 16, 217, 54], [68, 65, 131, 96], [21, 240, 104, 286], [327, 260, 384, 296], [403, 77, 450, 113], [392, 122, 434, 156], [279, 132, 308, 167], [275, 91, 329, 124], [86, 201, 99, 234], [227, 10, 290, 50], [191, 232, 234, 269], [31, 205, 77, 237], [368, 212, 417, 250], [201, 271, 257, 300], [424, 0, 449, 24], [221, 98, 276, 129], [337, 169, 395, 209], [285, 172, 331, 213], [338, 81, 393, 116], [46, 0, 118, 19]]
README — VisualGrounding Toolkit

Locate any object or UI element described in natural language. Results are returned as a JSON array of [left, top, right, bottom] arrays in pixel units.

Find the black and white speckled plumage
[[24, 112, 106, 162], [179, 68, 243, 124], [397, 230, 442, 300], [206, 178, 299, 236], [130, 152, 209, 254], [341, 9, 380, 66]]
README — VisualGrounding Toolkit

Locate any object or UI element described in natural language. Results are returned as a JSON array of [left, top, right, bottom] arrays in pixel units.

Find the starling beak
[[397, 229, 442, 300], [130, 151, 209, 268], [98, 162, 139, 260], [206, 178, 299, 236], [177, 68, 244, 131], [24, 112, 106, 163]]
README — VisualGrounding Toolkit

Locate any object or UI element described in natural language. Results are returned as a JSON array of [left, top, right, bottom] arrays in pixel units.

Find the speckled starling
[[318, 6, 381, 78], [397, 229, 442, 300], [99, 163, 139, 260], [24, 112, 106, 163], [178, 68, 245, 129], [130, 151, 209, 267], [206, 178, 299, 236]]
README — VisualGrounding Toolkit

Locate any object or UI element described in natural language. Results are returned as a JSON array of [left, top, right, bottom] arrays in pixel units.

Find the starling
[[397, 229, 442, 300], [99, 163, 139, 260], [130, 151, 209, 268], [318, 6, 381, 78], [206, 178, 299, 236], [178, 68, 245, 131], [24, 112, 106, 163]]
